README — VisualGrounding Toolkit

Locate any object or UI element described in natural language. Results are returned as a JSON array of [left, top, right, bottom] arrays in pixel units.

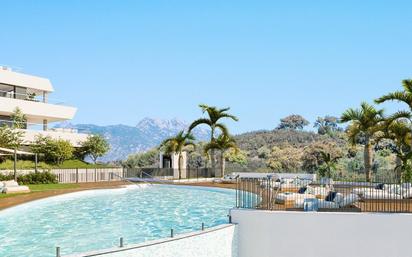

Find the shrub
[[0, 172, 58, 184], [18, 172, 58, 184], [31, 136, 74, 165]]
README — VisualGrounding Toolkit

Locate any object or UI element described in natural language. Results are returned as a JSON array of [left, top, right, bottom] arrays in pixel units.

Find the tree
[[189, 104, 238, 172], [52, 139, 74, 165], [314, 116, 342, 135], [204, 134, 239, 177], [377, 119, 412, 181], [10, 107, 27, 129], [81, 135, 110, 164], [277, 114, 309, 130], [31, 136, 74, 165], [0, 125, 24, 149], [0, 125, 24, 180], [317, 151, 341, 178], [225, 148, 248, 166], [340, 102, 384, 181], [374, 79, 412, 181], [301, 141, 343, 172], [160, 131, 196, 179], [123, 148, 159, 168], [375, 79, 412, 109], [266, 146, 302, 172]]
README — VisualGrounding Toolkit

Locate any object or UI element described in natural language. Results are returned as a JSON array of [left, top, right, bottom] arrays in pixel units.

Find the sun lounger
[[294, 192, 359, 209], [275, 192, 316, 203], [306, 185, 331, 198], [213, 174, 238, 184], [353, 183, 408, 200], [1, 180, 30, 194]]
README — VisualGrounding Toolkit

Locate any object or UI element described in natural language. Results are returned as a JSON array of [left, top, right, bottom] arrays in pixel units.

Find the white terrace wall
[[230, 209, 412, 257], [66, 224, 238, 257]]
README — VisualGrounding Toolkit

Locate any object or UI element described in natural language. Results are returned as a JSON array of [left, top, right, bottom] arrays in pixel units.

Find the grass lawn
[[28, 183, 80, 191], [0, 159, 117, 170], [0, 183, 80, 199]]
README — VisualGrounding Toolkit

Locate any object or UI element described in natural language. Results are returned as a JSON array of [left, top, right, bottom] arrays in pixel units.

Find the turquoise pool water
[[0, 184, 236, 257]]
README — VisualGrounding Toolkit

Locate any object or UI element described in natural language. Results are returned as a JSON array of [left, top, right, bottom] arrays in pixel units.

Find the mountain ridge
[[60, 117, 210, 161]]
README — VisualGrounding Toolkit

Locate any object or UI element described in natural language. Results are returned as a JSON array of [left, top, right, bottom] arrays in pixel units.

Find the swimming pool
[[0, 184, 236, 257]]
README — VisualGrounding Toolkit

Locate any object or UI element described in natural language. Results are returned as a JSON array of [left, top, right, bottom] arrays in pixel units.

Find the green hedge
[[0, 172, 58, 184]]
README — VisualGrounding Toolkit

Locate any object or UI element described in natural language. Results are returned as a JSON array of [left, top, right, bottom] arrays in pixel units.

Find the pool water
[[0, 185, 236, 257]]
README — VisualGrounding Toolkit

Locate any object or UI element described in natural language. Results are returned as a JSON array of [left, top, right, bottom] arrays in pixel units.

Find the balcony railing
[[0, 89, 70, 106], [0, 119, 81, 133]]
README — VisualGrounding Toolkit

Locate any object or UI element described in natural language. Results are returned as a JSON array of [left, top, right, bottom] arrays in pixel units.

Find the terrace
[[235, 174, 412, 213]]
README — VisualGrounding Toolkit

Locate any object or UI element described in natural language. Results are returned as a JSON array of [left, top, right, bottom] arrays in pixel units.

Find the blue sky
[[1, 0, 411, 134]]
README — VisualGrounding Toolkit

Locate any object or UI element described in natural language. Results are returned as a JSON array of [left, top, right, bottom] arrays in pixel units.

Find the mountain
[[60, 118, 210, 162]]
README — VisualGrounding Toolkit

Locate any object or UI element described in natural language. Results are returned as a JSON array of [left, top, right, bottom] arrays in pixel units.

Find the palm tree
[[189, 104, 238, 172], [160, 131, 196, 179], [375, 79, 412, 109], [340, 102, 384, 181], [375, 79, 412, 179], [317, 151, 340, 179], [377, 119, 412, 180], [204, 134, 238, 177]]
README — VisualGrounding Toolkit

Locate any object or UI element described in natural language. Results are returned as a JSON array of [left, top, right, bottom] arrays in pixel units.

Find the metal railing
[[0, 119, 81, 133], [123, 168, 216, 180], [236, 175, 412, 213], [0, 168, 217, 184], [0, 89, 70, 106]]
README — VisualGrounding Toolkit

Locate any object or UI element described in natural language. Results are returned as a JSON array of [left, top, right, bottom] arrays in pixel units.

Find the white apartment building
[[0, 66, 88, 147]]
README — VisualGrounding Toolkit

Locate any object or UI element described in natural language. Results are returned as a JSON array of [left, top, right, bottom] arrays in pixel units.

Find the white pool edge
[[64, 224, 237, 257]]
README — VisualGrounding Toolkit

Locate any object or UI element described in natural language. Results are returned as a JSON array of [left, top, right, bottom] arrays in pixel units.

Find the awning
[[0, 147, 35, 155]]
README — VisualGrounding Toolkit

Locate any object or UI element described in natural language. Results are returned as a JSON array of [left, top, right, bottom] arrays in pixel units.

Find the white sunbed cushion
[[400, 188, 412, 199], [353, 188, 382, 196], [306, 186, 330, 197], [362, 190, 403, 200], [3, 180, 19, 187], [401, 183, 412, 189], [276, 193, 315, 202], [384, 184, 401, 194], [339, 194, 360, 207]]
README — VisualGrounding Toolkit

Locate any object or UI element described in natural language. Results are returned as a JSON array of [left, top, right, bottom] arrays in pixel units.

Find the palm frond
[[402, 79, 412, 94], [340, 108, 362, 123], [218, 113, 239, 122], [215, 123, 229, 136], [188, 118, 212, 131], [375, 91, 412, 107]]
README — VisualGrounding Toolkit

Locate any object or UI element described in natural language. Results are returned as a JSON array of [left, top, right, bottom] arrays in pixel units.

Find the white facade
[[230, 209, 412, 257], [0, 67, 88, 146], [159, 152, 187, 169]]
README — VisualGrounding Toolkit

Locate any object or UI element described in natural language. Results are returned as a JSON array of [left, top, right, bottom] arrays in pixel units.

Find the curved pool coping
[[0, 184, 237, 216]]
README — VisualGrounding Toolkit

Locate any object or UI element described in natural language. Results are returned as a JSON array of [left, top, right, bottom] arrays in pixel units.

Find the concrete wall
[[66, 224, 238, 257], [231, 209, 412, 257]]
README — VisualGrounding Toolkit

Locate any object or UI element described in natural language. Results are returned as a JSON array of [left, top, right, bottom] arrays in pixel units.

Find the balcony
[[0, 119, 88, 147], [0, 94, 77, 123]]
